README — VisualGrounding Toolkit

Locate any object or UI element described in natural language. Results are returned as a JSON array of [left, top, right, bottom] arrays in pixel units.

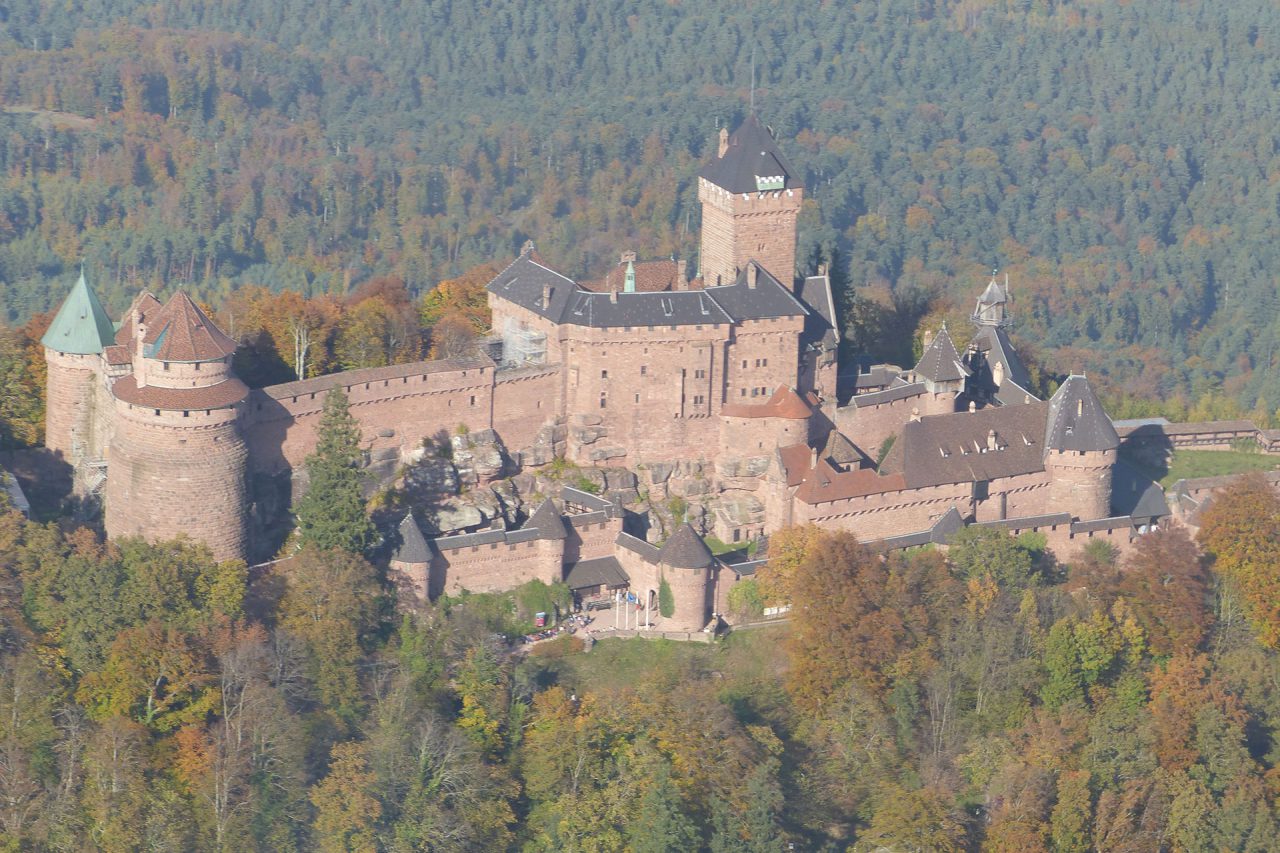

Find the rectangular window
[[694, 369, 706, 379], [163, 362, 170, 372], [693, 395, 705, 405], [194, 362, 201, 371], [601, 369, 608, 379], [640, 365, 647, 376], [634, 394, 640, 403], [742, 360, 748, 369], [469, 395, 476, 405], [600, 395, 607, 408]]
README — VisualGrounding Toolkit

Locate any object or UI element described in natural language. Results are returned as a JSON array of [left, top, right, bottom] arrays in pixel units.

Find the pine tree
[[629, 761, 699, 853], [294, 387, 374, 554]]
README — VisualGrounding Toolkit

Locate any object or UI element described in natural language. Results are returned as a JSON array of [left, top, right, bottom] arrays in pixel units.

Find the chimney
[[134, 308, 147, 388], [676, 259, 687, 290], [541, 284, 552, 310], [987, 429, 998, 451], [992, 360, 1005, 388], [718, 127, 729, 158], [521, 240, 536, 256], [969, 400, 977, 413], [818, 263, 828, 276], [922, 329, 934, 350], [609, 289, 618, 304], [910, 407, 921, 423], [747, 263, 758, 289], [810, 446, 818, 469], [1077, 398, 1084, 417]]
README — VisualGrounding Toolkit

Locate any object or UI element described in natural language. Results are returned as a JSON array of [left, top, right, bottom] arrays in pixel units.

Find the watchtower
[[1042, 376, 1120, 521], [41, 271, 115, 467], [698, 115, 803, 289], [105, 292, 250, 562]]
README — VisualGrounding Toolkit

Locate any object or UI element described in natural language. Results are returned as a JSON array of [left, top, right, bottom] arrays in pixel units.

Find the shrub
[[659, 579, 675, 618]]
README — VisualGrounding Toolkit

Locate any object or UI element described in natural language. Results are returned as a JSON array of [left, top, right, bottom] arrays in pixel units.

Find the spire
[[972, 271, 1012, 328], [392, 513, 432, 564], [41, 269, 116, 355]]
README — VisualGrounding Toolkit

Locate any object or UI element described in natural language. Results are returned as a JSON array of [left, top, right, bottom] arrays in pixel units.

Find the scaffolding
[[502, 317, 547, 366]]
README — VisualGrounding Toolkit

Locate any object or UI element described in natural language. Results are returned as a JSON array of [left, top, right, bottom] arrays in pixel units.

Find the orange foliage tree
[[1198, 473, 1280, 648]]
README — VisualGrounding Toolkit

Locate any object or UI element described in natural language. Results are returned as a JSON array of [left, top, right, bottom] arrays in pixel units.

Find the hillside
[[0, 0, 1278, 414]]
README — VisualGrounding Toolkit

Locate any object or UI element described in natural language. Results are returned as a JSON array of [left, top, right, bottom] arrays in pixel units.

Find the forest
[[0, 0, 1278, 415], [0, 388, 1278, 850]]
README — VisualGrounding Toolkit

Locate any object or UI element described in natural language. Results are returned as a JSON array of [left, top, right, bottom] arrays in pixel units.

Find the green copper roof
[[41, 271, 116, 355]]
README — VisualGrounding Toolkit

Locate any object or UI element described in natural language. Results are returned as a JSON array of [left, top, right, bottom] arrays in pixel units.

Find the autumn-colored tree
[[855, 784, 967, 852], [1198, 473, 1280, 648], [753, 523, 821, 605], [310, 742, 381, 853], [786, 530, 924, 711], [76, 621, 219, 731], [1118, 527, 1211, 657]]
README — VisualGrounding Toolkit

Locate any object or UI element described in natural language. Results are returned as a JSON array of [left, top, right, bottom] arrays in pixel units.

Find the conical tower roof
[[392, 513, 432, 564], [914, 326, 969, 384], [144, 292, 238, 362], [699, 114, 802, 194], [41, 270, 116, 355], [658, 523, 715, 569], [523, 499, 567, 540], [1044, 375, 1120, 452]]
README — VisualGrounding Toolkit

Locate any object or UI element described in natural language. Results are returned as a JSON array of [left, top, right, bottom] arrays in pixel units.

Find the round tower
[[1042, 376, 1120, 521], [656, 524, 715, 632], [105, 292, 249, 562], [41, 271, 116, 463]]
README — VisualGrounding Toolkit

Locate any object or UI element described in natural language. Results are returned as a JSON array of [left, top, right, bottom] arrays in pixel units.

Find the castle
[[41, 115, 1166, 629]]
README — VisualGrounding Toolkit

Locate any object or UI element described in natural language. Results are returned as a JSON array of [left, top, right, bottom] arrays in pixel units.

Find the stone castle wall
[[835, 389, 955, 459], [724, 320, 805, 400], [105, 400, 247, 562], [241, 360, 495, 474], [429, 535, 563, 598], [1046, 449, 1116, 521]]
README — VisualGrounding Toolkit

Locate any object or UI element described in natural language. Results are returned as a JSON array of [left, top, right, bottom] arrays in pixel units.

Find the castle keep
[[42, 116, 1165, 628]]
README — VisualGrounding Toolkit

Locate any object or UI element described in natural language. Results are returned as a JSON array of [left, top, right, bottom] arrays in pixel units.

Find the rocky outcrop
[[451, 429, 510, 486]]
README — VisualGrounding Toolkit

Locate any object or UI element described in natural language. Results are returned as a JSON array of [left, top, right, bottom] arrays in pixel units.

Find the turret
[[105, 291, 250, 562], [1042, 376, 1120, 521], [389, 513, 433, 603], [41, 270, 116, 463], [698, 115, 803, 289], [913, 325, 969, 414], [656, 523, 715, 632], [972, 272, 1012, 328]]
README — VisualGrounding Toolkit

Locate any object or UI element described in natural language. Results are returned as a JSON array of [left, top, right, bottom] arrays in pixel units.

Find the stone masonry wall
[[1046, 449, 1117, 520], [835, 389, 955, 458], [105, 401, 247, 562], [428, 536, 563, 597], [242, 362, 495, 474], [44, 351, 101, 463], [492, 365, 561, 456], [698, 178, 803, 288], [724, 320, 806, 401]]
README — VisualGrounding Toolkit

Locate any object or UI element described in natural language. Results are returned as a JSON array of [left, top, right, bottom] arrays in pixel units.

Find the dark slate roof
[[616, 532, 661, 562], [523, 500, 567, 540], [977, 277, 1008, 308], [851, 382, 927, 408], [1044, 376, 1120, 452], [392, 514, 433, 564], [561, 485, 614, 512], [658, 523, 716, 569], [703, 262, 807, 322], [42, 271, 116, 355], [914, 327, 969, 384], [564, 556, 630, 590], [1110, 460, 1169, 520], [795, 274, 839, 351], [970, 325, 1034, 398], [880, 402, 1051, 488], [699, 114, 802, 194], [486, 251, 580, 323], [562, 288, 733, 328]]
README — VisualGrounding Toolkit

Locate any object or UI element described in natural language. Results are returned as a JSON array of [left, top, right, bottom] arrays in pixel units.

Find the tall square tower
[[698, 115, 804, 290]]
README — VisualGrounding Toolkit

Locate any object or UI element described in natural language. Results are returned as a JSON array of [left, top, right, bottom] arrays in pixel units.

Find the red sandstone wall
[[430, 536, 563, 597], [492, 366, 560, 454], [105, 401, 247, 562], [1046, 449, 1116, 520], [698, 179, 802, 288], [663, 563, 712, 632], [44, 351, 101, 462], [564, 517, 623, 563], [835, 390, 953, 458], [724, 320, 805, 402], [243, 364, 496, 473]]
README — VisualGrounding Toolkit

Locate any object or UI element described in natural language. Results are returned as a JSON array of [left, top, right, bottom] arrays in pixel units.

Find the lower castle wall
[[564, 517, 623, 563], [428, 537, 562, 597], [492, 366, 560, 455]]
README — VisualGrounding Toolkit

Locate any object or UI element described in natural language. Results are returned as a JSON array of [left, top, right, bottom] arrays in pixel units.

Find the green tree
[[658, 579, 675, 619], [294, 387, 374, 554], [628, 760, 698, 853]]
